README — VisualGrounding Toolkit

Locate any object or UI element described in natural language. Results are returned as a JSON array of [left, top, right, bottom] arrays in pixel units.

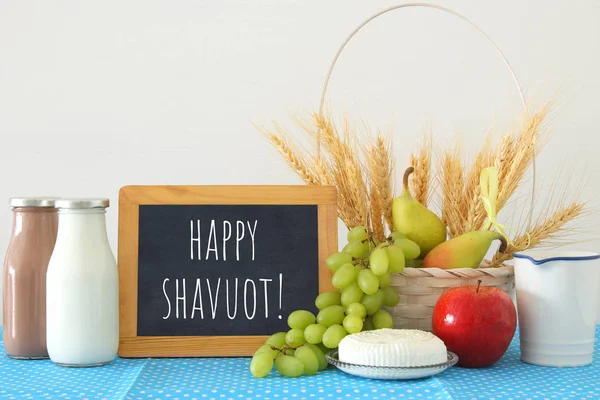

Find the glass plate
[[326, 350, 458, 380]]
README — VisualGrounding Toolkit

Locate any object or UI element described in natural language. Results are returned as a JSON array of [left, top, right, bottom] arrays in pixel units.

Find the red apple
[[432, 280, 516, 368]]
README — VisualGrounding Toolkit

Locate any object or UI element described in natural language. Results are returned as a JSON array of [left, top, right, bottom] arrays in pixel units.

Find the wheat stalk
[[460, 132, 495, 233], [263, 125, 320, 186], [495, 133, 515, 191], [409, 133, 432, 207], [310, 113, 351, 162], [373, 136, 395, 232], [368, 176, 384, 241], [313, 113, 368, 228], [496, 104, 550, 211], [440, 145, 464, 238], [261, 102, 588, 265], [313, 156, 333, 186], [367, 135, 394, 239], [489, 202, 585, 266], [441, 103, 551, 237], [262, 115, 363, 228]]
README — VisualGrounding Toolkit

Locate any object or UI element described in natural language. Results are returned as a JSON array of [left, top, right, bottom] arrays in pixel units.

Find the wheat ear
[[409, 133, 432, 207], [374, 136, 395, 232], [263, 125, 320, 185], [312, 113, 368, 228], [496, 104, 550, 211], [489, 202, 585, 267], [461, 132, 495, 233], [440, 145, 464, 238], [367, 135, 394, 240]]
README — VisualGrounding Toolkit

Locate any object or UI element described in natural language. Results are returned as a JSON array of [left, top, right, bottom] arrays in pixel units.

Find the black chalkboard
[[137, 204, 320, 336]]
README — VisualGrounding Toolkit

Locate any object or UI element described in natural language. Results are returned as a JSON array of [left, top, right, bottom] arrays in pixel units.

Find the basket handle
[[317, 2, 534, 227]]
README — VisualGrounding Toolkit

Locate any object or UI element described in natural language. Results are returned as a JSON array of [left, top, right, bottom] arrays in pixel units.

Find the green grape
[[317, 342, 330, 355], [304, 343, 327, 370], [375, 242, 388, 250], [322, 324, 348, 349], [304, 323, 327, 344], [287, 310, 316, 330], [285, 328, 307, 347], [369, 248, 390, 276], [357, 269, 379, 295], [347, 226, 369, 242], [377, 271, 392, 288], [394, 239, 420, 260], [372, 309, 394, 329], [316, 305, 345, 327], [363, 316, 374, 331], [250, 352, 274, 378], [361, 289, 384, 315], [332, 263, 358, 289], [382, 286, 400, 307], [389, 231, 407, 241], [255, 344, 273, 354], [345, 302, 367, 319], [275, 355, 304, 377], [315, 291, 341, 310], [285, 348, 296, 356], [386, 245, 406, 273], [265, 332, 287, 348], [343, 240, 365, 258], [362, 240, 372, 255], [343, 314, 363, 334], [341, 282, 364, 306], [294, 345, 319, 375], [255, 345, 279, 359], [326, 252, 353, 272]]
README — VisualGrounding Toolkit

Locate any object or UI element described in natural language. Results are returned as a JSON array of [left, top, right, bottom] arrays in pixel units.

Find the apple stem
[[476, 280, 482, 293]]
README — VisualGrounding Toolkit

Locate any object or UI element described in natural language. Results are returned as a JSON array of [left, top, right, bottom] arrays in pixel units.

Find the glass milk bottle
[[46, 198, 118, 367], [3, 198, 58, 359]]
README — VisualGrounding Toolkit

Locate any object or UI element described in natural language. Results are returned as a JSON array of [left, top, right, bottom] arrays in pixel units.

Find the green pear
[[422, 230, 508, 269], [392, 167, 447, 256]]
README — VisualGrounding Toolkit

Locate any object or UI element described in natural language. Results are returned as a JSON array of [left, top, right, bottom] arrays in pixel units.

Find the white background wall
[[1, 0, 599, 320]]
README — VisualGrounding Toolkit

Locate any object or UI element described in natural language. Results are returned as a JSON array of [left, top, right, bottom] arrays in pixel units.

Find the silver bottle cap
[[54, 198, 110, 209], [9, 197, 59, 208]]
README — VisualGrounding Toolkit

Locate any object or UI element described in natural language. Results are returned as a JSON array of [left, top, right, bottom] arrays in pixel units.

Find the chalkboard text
[[136, 203, 319, 337], [161, 274, 284, 321], [190, 219, 258, 261]]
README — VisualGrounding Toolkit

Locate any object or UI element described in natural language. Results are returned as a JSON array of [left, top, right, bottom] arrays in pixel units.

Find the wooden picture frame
[[118, 185, 337, 357]]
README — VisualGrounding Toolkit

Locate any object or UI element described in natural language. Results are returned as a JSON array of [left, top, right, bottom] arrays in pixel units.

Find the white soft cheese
[[338, 329, 447, 367]]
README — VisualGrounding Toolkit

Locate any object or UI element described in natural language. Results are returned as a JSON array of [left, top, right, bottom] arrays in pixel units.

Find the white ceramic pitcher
[[514, 250, 600, 367]]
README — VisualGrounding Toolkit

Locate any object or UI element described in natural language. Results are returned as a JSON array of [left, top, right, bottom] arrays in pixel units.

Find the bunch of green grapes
[[250, 226, 421, 378], [250, 330, 328, 378]]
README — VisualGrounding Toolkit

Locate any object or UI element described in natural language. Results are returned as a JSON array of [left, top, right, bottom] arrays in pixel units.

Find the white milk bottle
[[46, 198, 118, 367]]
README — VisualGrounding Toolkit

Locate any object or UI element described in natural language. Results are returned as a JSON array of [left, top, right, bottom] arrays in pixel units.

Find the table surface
[[1, 327, 599, 400]]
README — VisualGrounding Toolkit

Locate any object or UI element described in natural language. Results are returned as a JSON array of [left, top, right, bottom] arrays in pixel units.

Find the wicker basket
[[315, 3, 527, 332], [387, 266, 515, 331]]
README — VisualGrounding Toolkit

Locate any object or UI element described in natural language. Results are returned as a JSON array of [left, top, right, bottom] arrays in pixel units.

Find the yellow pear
[[422, 230, 508, 269], [392, 167, 447, 256]]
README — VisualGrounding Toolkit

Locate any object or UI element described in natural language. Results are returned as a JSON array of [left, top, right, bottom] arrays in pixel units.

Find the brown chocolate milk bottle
[[3, 198, 58, 359]]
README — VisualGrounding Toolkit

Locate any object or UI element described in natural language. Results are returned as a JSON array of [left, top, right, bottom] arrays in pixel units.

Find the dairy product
[[46, 198, 118, 367], [338, 329, 447, 367], [3, 198, 58, 359]]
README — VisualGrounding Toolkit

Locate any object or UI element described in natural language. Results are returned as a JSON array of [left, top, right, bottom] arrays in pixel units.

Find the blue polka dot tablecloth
[[1, 326, 599, 400]]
